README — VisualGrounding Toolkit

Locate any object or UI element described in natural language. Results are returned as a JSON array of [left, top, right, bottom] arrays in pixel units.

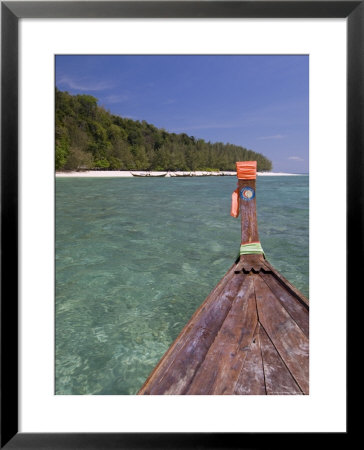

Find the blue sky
[[56, 55, 308, 173]]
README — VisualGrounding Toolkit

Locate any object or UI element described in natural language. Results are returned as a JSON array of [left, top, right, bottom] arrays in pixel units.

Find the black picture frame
[[1, 1, 355, 448]]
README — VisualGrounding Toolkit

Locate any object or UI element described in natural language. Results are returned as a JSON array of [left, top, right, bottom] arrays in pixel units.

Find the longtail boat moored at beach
[[138, 161, 309, 395], [131, 172, 167, 177]]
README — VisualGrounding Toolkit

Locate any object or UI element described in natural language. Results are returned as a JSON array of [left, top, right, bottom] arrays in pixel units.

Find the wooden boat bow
[[138, 161, 309, 395]]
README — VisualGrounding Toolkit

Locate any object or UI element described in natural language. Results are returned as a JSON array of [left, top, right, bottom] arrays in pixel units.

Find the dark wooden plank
[[234, 323, 266, 395], [238, 179, 260, 244], [235, 254, 271, 273], [139, 269, 246, 394], [243, 254, 265, 272], [138, 263, 237, 393], [264, 260, 309, 307], [261, 259, 274, 272], [254, 276, 309, 394], [187, 276, 257, 395], [138, 263, 239, 392], [259, 273, 309, 337], [259, 324, 302, 395]]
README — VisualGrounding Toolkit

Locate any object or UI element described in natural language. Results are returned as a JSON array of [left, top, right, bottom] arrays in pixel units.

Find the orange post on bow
[[231, 161, 258, 218], [236, 161, 257, 180]]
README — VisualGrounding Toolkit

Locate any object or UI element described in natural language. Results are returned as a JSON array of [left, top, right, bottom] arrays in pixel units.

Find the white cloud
[[288, 156, 304, 161], [57, 76, 114, 92], [257, 134, 287, 140]]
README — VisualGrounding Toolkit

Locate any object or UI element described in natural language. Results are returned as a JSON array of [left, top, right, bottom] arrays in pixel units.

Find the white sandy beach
[[55, 170, 304, 177]]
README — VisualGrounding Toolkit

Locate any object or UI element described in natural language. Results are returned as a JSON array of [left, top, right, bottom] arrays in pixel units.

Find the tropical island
[[56, 89, 272, 173]]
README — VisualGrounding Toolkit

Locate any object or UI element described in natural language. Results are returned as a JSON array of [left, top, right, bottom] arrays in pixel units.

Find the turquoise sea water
[[56, 176, 308, 395]]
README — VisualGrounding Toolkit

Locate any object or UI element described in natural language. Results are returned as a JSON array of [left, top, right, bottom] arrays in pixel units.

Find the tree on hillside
[[55, 88, 272, 172], [64, 147, 94, 171]]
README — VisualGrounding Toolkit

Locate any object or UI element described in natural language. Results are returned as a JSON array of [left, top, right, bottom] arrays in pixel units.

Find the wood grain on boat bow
[[138, 161, 309, 395]]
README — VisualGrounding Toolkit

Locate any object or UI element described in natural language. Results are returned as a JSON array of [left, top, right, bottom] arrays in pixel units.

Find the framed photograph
[[2, 1, 356, 447]]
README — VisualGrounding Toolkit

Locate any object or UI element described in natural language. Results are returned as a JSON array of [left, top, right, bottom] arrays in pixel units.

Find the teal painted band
[[240, 242, 265, 256]]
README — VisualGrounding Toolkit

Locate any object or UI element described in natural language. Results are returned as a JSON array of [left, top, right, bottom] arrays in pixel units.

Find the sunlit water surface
[[56, 176, 308, 394]]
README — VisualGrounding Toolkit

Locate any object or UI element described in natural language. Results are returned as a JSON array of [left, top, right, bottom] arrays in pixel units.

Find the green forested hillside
[[55, 89, 272, 172]]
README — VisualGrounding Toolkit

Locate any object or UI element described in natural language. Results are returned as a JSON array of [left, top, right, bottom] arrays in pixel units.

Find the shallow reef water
[[56, 176, 308, 394]]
